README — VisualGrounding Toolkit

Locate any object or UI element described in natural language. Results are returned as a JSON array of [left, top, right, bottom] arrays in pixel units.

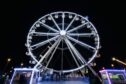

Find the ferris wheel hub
[[60, 30, 66, 36]]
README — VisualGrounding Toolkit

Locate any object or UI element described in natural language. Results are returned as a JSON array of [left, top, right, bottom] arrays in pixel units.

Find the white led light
[[62, 14, 65, 18], [54, 14, 58, 18], [48, 17, 51, 20], [75, 17, 79, 20], [69, 15, 73, 19], [81, 20, 85, 24], [87, 24, 91, 28], [41, 20, 45, 23], [36, 23, 40, 27]]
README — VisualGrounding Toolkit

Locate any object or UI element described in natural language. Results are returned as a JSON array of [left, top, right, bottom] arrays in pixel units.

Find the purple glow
[[99, 69, 126, 84], [105, 70, 112, 84], [99, 69, 125, 73]]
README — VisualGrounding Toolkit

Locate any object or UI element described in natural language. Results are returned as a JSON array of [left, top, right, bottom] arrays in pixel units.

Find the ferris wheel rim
[[26, 11, 100, 73]]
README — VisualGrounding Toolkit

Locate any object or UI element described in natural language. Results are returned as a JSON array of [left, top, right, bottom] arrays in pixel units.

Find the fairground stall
[[99, 69, 126, 84]]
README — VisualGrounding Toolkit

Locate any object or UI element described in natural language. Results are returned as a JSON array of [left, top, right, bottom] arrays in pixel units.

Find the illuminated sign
[[102, 73, 124, 79]]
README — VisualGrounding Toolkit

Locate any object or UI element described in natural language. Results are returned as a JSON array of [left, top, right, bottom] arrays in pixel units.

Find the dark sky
[[0, 0, 126, 73]]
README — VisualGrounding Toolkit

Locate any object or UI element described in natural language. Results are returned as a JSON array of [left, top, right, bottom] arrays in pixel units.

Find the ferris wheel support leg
[[74, 47, 103, 83], [65, 38, 85, 65], [45, 37, 61, 68], [73, 48, 103, 83], [65, 39, 85, 76], [65, 38, 103, 83], [34, 37, 61, 69], [86, 65, 103, 83], [65, 39, 80, 67]]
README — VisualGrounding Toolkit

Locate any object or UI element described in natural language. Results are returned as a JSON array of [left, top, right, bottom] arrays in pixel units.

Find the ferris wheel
[[26, 11, 100, 73]]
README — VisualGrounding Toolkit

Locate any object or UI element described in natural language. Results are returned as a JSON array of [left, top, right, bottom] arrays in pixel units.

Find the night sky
[[0, 0, 126, 74]]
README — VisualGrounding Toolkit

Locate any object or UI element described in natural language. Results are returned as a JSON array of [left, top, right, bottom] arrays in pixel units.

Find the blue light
[[99, 69, 125, 73]]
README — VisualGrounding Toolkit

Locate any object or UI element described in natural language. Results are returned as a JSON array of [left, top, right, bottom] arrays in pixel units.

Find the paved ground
[[37, 78, 89, 84], [37, 80, 89, 84]]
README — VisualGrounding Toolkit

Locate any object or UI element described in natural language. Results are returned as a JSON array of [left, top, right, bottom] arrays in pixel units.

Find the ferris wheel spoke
[[34, 37, 61, 68], [72, 45, 99, 77], [68, 32, 94, 37], [65, 15, 77, 31], [65, 39, 81, 67], [64, 38, 86, 65], [62, 13, 65, 30], [67, 36, 96, 50], [40, 22, 59, 32], [45, 37, 61, 68], [31, 35, 59, 50], [68, 22, 88, 33], [31, 32, 59, 36], [50, 14, 61, 31]]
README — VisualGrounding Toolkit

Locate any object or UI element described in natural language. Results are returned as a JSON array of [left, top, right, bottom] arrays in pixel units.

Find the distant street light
[[111, 64, 114, 67], [21, 63, 24, 66], [102, 67, 105, 70], [112, 57, 116, 61], [2, 58, 12, 75], [7, 58, 11, 62], [93, 63, 97, 66]]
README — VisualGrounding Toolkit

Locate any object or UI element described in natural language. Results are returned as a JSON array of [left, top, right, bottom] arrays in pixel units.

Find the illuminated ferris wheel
[[26, 11, 100, 73]]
